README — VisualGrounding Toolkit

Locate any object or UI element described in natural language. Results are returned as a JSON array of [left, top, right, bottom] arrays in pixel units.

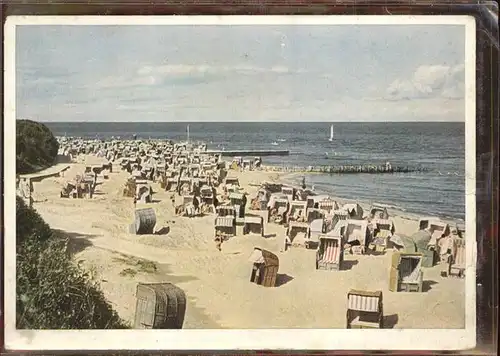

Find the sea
[[45, 122, 466, 221]]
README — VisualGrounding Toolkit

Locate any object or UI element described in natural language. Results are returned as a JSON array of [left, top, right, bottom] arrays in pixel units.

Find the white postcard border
[[3, 15, 477, 351]]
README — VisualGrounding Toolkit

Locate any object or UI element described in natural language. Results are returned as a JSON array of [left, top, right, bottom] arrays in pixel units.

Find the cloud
[[137, 64, 295, 76], [95, 64, 301, 89], [385, 64, 465, 101]]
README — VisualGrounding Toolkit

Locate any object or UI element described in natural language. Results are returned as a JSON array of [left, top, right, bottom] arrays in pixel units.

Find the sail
[[329, 124, 334, 141]]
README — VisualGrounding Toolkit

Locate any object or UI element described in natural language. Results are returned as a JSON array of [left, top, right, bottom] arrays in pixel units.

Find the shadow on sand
[[341, 260, 359, 271], [275, 273, 294, 287], [155, 226, 170, 235], [422, 280, 439, 292], [263, 233, 276, 239], [51, 228, 100, 256], [383, 314, 399, 329], [56, 154, 72, 163]]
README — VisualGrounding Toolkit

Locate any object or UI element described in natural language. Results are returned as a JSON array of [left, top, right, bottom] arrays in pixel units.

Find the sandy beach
[[27, 155, 465, 329]]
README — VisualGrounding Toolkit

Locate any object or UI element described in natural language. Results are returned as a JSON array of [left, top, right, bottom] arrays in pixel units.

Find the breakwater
[[206, 149, 289, 157], [265, 164, 429, 174]]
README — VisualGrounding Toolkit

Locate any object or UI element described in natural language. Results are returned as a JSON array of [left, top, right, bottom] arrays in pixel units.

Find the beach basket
[[389, 252, 424, 292], [134, 283, 186, 329], [346, 290, 383, 329], [243, 216, 264, 236], [448, 240, 466, 278], [130, 208, 157, 235], [249, 248, 279, 287], [215, 216, 236, 238], [412, 230, 436, 267], [316, 235, 343, 271]]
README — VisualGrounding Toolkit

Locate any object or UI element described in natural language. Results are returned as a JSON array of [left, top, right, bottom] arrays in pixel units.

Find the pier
[[206, 149, 289, 157]]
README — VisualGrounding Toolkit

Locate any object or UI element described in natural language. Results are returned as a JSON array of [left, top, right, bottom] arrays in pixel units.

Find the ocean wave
[[370, 202, 407, 211]]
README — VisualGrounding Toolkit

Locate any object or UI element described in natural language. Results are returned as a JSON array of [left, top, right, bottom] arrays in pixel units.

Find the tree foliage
[[16, 119, 59, 174], [16, 197, 129, 329]]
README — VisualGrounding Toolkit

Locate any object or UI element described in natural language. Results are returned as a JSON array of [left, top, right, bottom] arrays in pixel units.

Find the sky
[[15, 23, 467, 122]]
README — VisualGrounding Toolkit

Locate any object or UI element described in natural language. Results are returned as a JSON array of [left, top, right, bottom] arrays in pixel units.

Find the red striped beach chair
[[316, 235, 343, 270], [448, 240, 466, 278], [346, 290, 383, 329]]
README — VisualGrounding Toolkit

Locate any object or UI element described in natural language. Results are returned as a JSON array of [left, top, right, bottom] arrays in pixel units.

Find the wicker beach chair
[[389, 252, 424, 292], [214, 216, 236, 240], [316, 235, 344, 271], [448, 239, 466, 278], [346, 290, 384, 329], [248, 247, 279, 287], [243, 215, 265, 236], [134, 283, 186, 329]]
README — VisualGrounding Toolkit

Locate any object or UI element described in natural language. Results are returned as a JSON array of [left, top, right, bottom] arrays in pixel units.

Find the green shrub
[[16, 119, 59, 174], [16, 196, 129, 329]]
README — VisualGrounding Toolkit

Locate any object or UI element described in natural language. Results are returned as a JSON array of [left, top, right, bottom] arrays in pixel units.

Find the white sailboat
[[187, 124, 190, 143], [328, 124, 334, 142]]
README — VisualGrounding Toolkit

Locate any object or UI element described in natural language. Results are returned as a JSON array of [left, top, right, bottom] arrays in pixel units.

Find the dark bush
[[16, 119, 59, 174], [16, 196, 129, 329]]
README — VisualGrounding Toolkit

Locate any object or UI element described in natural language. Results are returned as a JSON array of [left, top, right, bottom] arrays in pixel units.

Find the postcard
[[4, 15, 476, 351]]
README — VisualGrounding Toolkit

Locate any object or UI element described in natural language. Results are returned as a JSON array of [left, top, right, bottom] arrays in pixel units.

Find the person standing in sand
[[215, 236, 222, 251], [439, 228, 458, 263], [193, 194, 200, 215]]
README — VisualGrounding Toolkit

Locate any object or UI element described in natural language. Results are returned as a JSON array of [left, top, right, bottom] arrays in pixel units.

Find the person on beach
[[193, 195, 200, 215], [438, 228, 458, 263], [301, 176, 306, 190], [215, 236, 222, 251], [194, 182, 200, 197]]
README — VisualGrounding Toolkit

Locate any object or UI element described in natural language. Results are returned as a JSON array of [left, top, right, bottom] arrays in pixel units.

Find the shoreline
[[273, 170, 463, 227]]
